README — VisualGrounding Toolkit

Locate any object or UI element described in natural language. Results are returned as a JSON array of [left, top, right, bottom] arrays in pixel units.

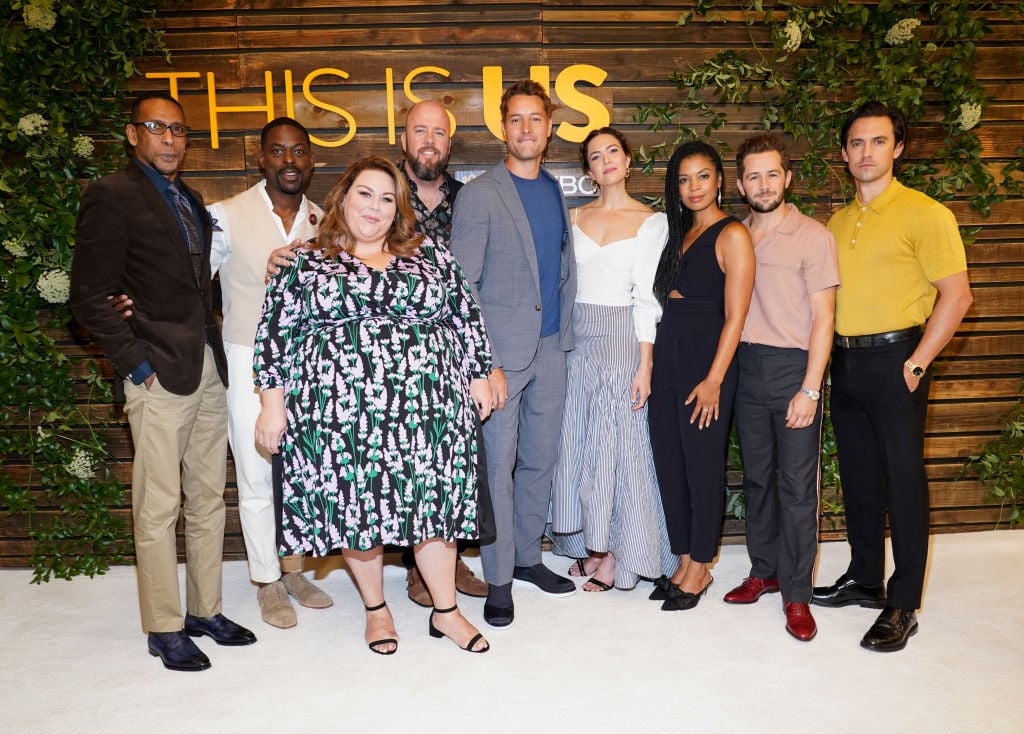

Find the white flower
[[71, 135, 94, 158], [36, 268, 70, 303], [955, 102, 982, 132], [23, 0, 57, 31], [17, 113, 49, 136], [884, 18, 921, 46], [3, 238, 28, 257], [781, 20, 802, 53], [67, 449, 95, 480]]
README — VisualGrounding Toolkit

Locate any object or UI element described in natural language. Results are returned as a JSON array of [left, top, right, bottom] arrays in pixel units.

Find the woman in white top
[[549, 127, 673, 591]]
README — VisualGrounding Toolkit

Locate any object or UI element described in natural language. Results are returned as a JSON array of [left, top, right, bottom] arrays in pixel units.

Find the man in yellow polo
[[812, 101, 973, 652]]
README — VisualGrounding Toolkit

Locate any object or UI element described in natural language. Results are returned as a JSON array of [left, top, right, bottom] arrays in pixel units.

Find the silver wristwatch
[[799, 387, 821, 400]]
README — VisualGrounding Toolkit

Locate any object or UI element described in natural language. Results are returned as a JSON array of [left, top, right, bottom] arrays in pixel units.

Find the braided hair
[[652, 140, 725, 305]]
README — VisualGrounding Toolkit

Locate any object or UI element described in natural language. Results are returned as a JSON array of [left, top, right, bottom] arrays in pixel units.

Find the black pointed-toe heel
[[649, 575, 673, 601], [429, 605, 490, 653], [364, 601, 398, 655], [661, 577, 713, 612]]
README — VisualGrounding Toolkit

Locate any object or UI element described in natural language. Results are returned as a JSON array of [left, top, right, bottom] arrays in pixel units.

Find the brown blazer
[[71, 161, 227, 396]]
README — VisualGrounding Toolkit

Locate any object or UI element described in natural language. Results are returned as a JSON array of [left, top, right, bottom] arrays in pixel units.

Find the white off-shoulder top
[[572, 211, 668, 343]]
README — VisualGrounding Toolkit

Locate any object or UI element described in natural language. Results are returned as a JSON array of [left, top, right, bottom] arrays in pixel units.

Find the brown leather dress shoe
[[860, 606, 918, 652], [406, 566, 434, 607], [783, 602, 817, 641], [724, 576, 780, 604], [455, 557, 489, 597]]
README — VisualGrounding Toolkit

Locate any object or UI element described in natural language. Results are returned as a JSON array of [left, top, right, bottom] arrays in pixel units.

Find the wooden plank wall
[[3, 0, 1021, 565]]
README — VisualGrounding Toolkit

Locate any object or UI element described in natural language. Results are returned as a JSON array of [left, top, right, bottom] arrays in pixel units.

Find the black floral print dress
[[254, 242, 492, 555]]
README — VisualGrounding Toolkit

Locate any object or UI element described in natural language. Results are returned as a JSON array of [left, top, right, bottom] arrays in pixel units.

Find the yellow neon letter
[[205, 71, 274, 149], [145, 72, 201, 101], [302, 68, 357, 148], [554, 64, 610, 143]]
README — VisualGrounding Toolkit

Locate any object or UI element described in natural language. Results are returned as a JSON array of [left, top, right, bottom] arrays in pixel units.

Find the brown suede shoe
[[257, 581, 297, 629], [406, 566, 433, 607], [455, 557, 489, 597], [281, 571, 333, 609]]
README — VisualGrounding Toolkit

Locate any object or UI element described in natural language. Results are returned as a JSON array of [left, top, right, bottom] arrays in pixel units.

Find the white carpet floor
[[2, 530, 1021, 734]]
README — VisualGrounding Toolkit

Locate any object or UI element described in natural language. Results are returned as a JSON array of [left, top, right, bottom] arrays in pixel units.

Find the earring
[[717, 188, 722, 207], [625, 168, 631, 178]]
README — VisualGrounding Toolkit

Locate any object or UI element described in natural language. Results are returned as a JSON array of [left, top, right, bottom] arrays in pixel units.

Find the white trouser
[[225, 341, 281, 583]]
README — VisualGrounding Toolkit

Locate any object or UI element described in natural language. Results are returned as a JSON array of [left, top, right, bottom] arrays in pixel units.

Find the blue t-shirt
[[510, 171, 564, 337]]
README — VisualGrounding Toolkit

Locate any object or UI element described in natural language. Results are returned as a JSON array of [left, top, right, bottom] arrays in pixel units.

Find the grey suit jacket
[[450, 161, 576, 372]]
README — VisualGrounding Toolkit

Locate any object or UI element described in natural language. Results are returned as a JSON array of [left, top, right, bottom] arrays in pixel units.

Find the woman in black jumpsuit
[[648, 141, 755, 611]]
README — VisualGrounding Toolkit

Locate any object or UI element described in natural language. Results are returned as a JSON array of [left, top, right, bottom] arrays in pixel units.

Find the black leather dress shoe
[[483, 602, 515, 629], [184, 613, 257, 646], [811, 574, 885, 608], [148, 630, 211, 672], [860, 606, 918, 652], [513, 564, 576, 596], [484, 582, 514, 629]]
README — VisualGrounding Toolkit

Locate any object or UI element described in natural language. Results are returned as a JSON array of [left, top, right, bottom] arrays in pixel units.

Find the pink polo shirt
[[741, 204, 839, 350]]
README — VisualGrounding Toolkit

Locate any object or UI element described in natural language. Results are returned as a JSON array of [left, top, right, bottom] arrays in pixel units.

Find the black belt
[[834, 325, 922, 349]]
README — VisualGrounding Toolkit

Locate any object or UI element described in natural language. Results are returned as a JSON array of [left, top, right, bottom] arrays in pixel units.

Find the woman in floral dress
[[254, 157, 493, 654]]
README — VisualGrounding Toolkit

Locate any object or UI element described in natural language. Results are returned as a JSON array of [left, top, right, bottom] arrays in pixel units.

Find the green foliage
[[0, 1, 166, 582], [636, 0, 1024, 221], [962, 384, 1024, 527], [818, 393, 844, 527]]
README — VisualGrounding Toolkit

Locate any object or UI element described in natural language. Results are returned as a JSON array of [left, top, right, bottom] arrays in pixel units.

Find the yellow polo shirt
[[828, 179, 966, 336]]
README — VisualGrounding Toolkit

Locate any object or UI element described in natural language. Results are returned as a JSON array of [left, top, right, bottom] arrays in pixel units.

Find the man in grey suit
[[450, 79, 578, 629]]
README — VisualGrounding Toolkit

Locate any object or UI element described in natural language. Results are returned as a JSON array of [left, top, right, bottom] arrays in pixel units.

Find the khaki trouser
[[123, 346, 227, 633]]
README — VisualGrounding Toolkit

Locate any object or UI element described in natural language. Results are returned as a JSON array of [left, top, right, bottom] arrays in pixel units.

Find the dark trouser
[[648, 307, 735, 564], [735, 343, 822, 603], [830, 336, 931, 611]]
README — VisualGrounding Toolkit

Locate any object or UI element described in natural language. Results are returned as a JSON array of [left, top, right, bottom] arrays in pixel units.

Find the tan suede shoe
[[406, 566, 433, 607], [281, 571, 333, 609], [257, 580, 297, 629], [455, 557, 489, 597]]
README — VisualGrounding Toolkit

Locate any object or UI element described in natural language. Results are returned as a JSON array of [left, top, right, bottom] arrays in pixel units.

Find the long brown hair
[[312, 156, 424, 259]]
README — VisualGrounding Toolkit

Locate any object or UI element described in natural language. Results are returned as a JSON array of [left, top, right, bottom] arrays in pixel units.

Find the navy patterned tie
[[168, 179, 204, 284]]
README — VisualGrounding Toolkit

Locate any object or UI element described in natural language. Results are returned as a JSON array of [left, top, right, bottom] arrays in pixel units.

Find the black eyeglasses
[[132, 120, 191, 137]]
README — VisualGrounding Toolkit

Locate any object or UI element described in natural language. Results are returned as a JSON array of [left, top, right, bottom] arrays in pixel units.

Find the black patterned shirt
[[399, 161, 463, 249]]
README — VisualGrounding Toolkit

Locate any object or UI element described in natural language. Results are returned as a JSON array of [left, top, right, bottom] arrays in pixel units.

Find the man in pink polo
[[723, 134, 839, 642]]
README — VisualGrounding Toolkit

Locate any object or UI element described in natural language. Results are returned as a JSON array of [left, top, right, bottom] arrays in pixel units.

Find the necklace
[[274, 207, 299, 228]]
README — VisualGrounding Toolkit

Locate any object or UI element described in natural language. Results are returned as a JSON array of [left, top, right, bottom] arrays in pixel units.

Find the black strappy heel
[[364, 601, 398, 655], [428, 605, 489, 653]]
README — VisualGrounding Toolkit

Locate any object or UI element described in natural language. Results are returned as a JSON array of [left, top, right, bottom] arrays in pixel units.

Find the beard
[[405, 147, 448, 182], [745, 190, 785, 213], [269, 166, 308, 196]]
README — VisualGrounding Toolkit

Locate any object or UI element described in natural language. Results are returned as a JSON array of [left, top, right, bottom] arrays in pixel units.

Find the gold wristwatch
[[904, 360, 925, 377]]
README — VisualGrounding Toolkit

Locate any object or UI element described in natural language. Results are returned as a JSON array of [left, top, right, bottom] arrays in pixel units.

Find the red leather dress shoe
[[723, 577, 780, 604], [784, 602, 817, 641]]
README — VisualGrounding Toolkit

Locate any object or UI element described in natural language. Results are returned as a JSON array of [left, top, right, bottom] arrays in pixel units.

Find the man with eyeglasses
[[71, 91, 256, 672]]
